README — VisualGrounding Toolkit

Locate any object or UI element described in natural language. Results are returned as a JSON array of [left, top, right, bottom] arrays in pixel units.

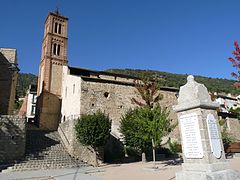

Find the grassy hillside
[[17, 69, 240, 97], [107, 69, 240, 95]]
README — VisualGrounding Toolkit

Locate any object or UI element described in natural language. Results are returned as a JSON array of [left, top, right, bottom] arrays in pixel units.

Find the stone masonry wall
[[80, 79, 179, 140], [227, 117, 240, 141], [58, 119, 99, 166], [0, 115, 26, 163], [0, 50, 18, 115], [59, 75, 180, 165]]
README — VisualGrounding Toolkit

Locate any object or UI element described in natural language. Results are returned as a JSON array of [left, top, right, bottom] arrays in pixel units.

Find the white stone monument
[[173, 75, 240, 180]]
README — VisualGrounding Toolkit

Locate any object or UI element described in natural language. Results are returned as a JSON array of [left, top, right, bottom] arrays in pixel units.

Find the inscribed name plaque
[[179, 113, 203, 158], [206, 114, 222, 158]]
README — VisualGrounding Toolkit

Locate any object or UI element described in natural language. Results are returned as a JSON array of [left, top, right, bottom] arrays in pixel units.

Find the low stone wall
[[0, 115, 26, 163], [58, 119, 99, 166]]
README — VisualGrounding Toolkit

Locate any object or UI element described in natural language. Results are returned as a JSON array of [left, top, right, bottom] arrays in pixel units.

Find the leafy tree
[[120, 107, 152, 156], [120, 105, 174, 163], [228, 41, 240, 88], [75, 110, 111, 165], [132, 75, 163, 108], [132, 76, 175, 163]]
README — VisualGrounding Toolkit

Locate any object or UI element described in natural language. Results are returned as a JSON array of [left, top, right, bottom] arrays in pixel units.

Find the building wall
[[80, 78, 141, 138], [61, 66, 81, 122], [58, 69, 180, 164], [0, 115, 26, 163], [0, 48, 18, 115], [36, 92, 61, 130], [224, 117, 240, 141], [26, 93, 37, 120], [79, 78, 179, 140]]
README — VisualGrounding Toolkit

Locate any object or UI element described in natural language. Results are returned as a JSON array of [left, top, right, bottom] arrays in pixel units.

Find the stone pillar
[[173, 75, 240, 180]]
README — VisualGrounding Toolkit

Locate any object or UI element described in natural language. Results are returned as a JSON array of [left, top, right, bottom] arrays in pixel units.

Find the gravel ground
[[90, 157, 240, 180]]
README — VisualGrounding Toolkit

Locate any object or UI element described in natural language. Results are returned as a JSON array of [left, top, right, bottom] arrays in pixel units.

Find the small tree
[[132, 76, 163, 108], [120, 107, 152, 159], [120, 105, 174, 163], [75, 110, 111, 166], [228, 41, 240, 88], [128, 75, 175, 164]]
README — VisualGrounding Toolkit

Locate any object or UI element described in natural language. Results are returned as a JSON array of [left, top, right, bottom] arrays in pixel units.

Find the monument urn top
[[173, 75, 219, 112]]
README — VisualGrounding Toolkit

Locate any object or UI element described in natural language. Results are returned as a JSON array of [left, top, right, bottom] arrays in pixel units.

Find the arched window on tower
[[57, 44, 60, 56], [58, 24, 62, 34], [53, 43, 57, 55], [54, 22, 58, 33]]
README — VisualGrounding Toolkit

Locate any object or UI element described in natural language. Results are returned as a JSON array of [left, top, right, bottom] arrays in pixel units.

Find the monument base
[[176, 169, 240, 180]]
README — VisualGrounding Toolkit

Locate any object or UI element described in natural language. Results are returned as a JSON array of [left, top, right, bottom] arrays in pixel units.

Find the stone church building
[[35, 11, 240, 164], [36, 11, 180, 162]]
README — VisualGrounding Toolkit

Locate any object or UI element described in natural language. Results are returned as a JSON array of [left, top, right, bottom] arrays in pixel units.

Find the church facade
[[36, 12, 180, 163], [36, 12, 240, 164]]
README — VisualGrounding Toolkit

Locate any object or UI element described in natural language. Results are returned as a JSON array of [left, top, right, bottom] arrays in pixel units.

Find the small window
[[31, 106, 36, 115], [32, 95, 37, 104], [57, 44, 60, 56], [73, 84, 75, 94], [58, 24, 62, 34], [65, 87, 67, 98], [54, 22, 58, 33], [53, 43, 57, 55], [104, 92, 109, 98]]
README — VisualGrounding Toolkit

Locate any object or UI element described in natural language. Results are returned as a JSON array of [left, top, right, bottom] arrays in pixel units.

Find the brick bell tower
[[36, 11, 68, 130]]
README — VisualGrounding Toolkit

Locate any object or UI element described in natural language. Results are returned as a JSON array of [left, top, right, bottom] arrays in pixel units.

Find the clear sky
[[0, 0, 239, 79]]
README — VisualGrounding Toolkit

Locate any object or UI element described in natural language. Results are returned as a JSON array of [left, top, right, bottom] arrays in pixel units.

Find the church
[[35, 11, 180, 162]]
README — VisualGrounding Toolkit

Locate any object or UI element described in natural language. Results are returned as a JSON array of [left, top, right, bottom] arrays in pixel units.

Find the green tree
[[131, 76, 175, 164], [75, 110, 111, 165], [120, 105, 174, 163]]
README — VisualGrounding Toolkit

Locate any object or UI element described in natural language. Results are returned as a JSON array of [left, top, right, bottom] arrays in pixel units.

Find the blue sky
[[0, 0, 239, 79]]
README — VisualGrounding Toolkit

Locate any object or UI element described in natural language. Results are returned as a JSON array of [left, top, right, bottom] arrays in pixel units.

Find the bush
[[75, 110, 111, 149]]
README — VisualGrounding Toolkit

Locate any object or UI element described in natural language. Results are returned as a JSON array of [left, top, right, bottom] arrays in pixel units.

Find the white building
[[26, 84, 37, 122]]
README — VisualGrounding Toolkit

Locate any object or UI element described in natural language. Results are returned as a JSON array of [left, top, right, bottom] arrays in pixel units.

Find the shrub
[[75, 110, 111, 149]]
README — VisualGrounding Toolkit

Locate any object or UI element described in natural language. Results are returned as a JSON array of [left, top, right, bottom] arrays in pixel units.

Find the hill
[[106, 69, 240, 95], [16, 69, 240, 97]]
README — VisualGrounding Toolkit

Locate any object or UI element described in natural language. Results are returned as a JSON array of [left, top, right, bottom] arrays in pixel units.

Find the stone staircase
[[1, 130, 88, 172]]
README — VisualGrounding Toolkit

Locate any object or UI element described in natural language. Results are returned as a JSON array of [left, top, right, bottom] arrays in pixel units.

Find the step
[[0, 130, 88, 172]]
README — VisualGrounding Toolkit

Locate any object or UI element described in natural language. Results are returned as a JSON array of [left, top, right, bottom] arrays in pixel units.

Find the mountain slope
[[17, 69, 240, 97], [107, 69, 240, 95]]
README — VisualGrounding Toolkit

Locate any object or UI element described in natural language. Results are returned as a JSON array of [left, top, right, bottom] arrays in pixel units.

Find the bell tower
[[36, 11, 68, 130]]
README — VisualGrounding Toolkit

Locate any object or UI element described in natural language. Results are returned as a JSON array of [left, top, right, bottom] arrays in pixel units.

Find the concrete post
[[173, 75, 240, 180]]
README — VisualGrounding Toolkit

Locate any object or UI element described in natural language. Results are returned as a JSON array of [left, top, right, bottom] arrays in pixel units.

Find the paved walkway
[[0, 167, 103, 180], [90, 157, 240, 180], [1, 157, 240, 180]]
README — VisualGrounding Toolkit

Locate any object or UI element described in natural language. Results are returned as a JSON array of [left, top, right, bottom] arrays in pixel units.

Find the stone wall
[[0, 115, 26, 163], [226, 117, 240, 141], [0, 49, 18, 115], [80, 78, 179, 140], [59, 66, 183, 165], [36, 92, 61, 130], [80, 78, 140, 138], [58, 119, 99, 166]]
